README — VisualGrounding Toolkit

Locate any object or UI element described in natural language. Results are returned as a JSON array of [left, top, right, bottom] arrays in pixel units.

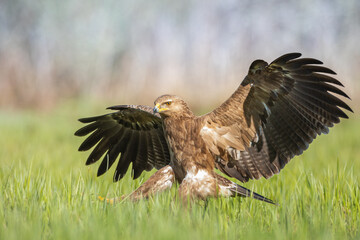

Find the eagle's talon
[[98, 196, 105, 201]]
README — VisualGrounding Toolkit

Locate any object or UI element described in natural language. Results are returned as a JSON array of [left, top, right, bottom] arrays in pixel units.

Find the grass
[[0, 102, 359, 240]]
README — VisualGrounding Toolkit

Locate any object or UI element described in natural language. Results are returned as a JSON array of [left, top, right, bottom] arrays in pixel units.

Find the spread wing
[[200, 53, 352, 182], [75, 105, 170, 181]]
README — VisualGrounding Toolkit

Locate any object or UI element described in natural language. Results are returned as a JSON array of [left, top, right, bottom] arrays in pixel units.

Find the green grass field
[[1, 103, 359, 240]]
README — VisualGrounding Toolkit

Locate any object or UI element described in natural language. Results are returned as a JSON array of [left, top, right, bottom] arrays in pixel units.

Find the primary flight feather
[[75, 53, 352, 204]]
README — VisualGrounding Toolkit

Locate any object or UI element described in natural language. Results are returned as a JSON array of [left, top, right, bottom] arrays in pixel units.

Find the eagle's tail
[[230, 182, 277, 205], [216, 174, 277, 205]]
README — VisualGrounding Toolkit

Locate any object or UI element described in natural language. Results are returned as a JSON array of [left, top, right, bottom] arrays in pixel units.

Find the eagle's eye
[[165, 101, 172, 106]]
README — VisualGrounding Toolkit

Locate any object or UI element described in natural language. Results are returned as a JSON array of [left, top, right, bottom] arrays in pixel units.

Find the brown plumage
[[75, 53, 352, 204]]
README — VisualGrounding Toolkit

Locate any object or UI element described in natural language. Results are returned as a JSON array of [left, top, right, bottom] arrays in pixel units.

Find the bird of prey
[[75, 53, 352, 204]]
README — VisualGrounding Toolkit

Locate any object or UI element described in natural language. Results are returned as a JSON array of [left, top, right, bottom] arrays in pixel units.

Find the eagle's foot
[[98, 195, 127, 204]]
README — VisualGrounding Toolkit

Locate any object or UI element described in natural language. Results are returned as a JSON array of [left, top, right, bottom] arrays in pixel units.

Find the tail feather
[[231, 183, 277, 205], [216, 173, 277, 205]]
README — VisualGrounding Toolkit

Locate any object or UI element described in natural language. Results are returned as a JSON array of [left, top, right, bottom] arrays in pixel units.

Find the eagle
[[75, 53, 352, 204]]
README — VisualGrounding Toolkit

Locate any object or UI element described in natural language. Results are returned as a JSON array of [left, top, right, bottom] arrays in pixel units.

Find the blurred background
[[0, 0, 359, 111]]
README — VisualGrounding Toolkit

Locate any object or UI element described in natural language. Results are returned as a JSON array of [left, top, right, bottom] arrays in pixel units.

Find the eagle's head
[[153, 94, 193, 118]]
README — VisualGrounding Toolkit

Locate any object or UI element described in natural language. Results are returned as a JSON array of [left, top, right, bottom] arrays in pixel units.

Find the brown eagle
[[75, 53, 352, 204]]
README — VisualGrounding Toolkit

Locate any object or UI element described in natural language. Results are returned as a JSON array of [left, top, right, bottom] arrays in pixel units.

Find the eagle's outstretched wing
[[75, 105, 170, 181], [200, 53, 352, 182]]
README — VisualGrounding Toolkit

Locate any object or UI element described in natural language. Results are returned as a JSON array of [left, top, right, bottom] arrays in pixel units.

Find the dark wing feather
[[201, 53, 352, 182], [75, 105, 170, 181]]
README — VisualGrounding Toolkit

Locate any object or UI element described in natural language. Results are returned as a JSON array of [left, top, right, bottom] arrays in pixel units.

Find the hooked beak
[[153, 104, 160, 113], [153, 103, 168, 113]]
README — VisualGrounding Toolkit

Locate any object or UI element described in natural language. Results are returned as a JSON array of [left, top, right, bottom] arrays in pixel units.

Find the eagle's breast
[[162, 116, 216, 186]]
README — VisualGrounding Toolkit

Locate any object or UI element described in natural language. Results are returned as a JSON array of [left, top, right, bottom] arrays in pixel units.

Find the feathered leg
[[178, 171, 218, 201], [177, 171, 276, 205], [99, 165, 175, 203]]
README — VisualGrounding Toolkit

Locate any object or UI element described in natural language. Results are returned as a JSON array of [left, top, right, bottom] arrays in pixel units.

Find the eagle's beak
[[153, 103, 160, 113], [153, 103, 168, 113]]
